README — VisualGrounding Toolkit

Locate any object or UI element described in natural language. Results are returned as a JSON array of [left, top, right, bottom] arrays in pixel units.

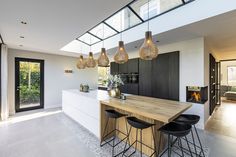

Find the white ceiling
[[0, 0, 132, 56], [1, 0, 236, 61]]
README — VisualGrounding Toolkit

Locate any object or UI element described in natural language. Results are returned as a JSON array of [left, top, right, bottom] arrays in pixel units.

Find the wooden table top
[[100, 95, 192, 123]]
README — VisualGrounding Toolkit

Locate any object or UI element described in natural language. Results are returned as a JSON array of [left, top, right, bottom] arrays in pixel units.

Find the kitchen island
[[62, 89, 192, 156]]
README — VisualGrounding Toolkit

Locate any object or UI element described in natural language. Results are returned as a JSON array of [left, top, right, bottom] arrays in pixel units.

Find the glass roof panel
[[78, 33, 100, 45], [130, 0, 183, 21], [105, 7, 142, 32], [89, 23, 117, 39]]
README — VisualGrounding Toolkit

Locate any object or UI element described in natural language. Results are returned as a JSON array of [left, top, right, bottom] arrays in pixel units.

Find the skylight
[[78, 33, 101, 45], [60, 40, 90, 54], [62, 0, 194, 52], [105, 7, 142, 32], [89, 23, 117, 39]]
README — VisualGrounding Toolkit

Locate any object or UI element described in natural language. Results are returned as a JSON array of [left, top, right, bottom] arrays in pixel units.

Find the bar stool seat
[[127, 116, 154, 129], [174, 114, 200, 125], [159, 122, 192, 137], [105, 109, 127, 119]]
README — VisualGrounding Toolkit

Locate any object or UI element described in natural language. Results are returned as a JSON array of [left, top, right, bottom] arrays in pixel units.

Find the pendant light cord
[[120, 11, 122, 41], [148, 0, 150, 31], [90, 35, 91, 52], [102, 23, 104, 48]]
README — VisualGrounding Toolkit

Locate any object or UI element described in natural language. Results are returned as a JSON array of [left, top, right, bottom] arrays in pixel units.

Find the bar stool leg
[[158, 132, 162, 156], [167, 134, 171, 157], [190, 129, 198, 155], [140, 129, 143, 157], [112, 119, 116, 157], [122, 126, 132, 157], [185, 136, 193, 157], [151, 127, 156, 157], [101, 118, 109, 146], [194, 125, 205, 157], [178, 138, 184, 157]]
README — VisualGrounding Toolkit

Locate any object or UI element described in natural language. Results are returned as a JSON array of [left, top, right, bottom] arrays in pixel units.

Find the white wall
[[1, 44, 9, 120], [122, 37, 208, 129], [8, 49, 98, 115], [221, 61, 236, 86]]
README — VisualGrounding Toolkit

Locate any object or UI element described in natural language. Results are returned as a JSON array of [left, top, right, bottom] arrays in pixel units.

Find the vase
[[108, 87, 121, 98]]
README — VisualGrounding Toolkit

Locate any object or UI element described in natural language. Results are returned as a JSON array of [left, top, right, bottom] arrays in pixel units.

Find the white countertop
[[63, 89, 110, 101]]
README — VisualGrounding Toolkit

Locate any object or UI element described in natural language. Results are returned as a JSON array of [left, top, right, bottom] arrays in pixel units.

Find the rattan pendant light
[[114, 11, 128, 64], [77, 55, 86, 69], [139, 0, 158, 60], [76, 44, 86, 69], [86, 36, 97, 68], [86, 52, 96, 68], [98, 24, 109, 67]]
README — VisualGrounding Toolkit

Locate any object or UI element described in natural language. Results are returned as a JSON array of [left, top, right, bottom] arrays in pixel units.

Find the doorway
[[206, 59, 236, 138], [15, 58, 44, 112]]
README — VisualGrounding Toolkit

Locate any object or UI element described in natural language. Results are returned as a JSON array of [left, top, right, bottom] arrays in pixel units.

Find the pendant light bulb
[[98, 48, 109, 67], [114, 41, 128, 64], [86, 52, 97, 68], [77, 55, 86, 69], [139, 31, 158, 60]]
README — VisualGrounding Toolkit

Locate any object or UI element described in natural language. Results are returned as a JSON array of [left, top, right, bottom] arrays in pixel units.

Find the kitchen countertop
[[63, 89, 110, 101], [100, 94, 192, 123]]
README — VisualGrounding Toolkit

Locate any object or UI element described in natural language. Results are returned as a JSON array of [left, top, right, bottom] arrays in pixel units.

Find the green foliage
[[19, 62, 41, 105], [20, 85, 40, 104]]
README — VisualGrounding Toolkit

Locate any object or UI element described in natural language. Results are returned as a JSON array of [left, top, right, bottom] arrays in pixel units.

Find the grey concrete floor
[[0, 109, 236, 157]]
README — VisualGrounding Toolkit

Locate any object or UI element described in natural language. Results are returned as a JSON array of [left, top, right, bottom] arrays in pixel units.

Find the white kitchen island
[[62, 89, 109, 138]]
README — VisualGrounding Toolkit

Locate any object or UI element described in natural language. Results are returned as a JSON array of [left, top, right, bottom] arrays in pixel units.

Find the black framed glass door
[[15, 58, 44, 112]]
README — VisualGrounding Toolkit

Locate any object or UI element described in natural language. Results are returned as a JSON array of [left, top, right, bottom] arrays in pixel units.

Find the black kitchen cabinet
[[139, 60, 152, 97], [152, 52, 179, 100], [127, 84, 139, 95], [152, 53, 170, 99], [119, 62, 128, 73], [110, 62, 119, 75], [128, 58, 139, 73], [168, 52, 180, 100]]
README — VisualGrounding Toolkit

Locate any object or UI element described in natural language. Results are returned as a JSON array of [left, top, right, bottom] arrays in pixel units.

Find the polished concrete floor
[[0, 109, 236, 157], [206, 101, 236, 139]]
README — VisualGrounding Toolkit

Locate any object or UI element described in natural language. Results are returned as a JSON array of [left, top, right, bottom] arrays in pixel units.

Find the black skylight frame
[[76, 0, 195, 46]]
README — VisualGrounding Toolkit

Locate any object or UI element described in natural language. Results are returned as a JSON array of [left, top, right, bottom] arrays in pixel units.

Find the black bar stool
[[100, 109, 128, 157], [174, 114, 206, 157], [122, 116, 156, 157], [158, 122, 192, 157]]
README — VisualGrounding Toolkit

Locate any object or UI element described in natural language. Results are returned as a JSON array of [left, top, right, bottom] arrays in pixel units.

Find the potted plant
[[107, 74, 124, 97]]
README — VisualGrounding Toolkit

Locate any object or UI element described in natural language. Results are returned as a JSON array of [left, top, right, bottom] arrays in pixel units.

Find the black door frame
[[15, 57, 44, 112]]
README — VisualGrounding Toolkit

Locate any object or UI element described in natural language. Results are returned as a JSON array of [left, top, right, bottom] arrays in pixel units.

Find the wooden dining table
[[100, 95, 192, 156]]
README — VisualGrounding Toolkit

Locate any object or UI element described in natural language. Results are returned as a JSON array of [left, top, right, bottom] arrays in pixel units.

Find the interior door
[[15, 58, 44, 112]]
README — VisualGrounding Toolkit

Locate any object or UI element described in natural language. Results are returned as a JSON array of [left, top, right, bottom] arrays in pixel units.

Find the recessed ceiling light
[[21, 21, 27, 25], [20, 36, 24, 39]]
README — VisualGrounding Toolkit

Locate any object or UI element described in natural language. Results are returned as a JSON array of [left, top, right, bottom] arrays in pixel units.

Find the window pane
[[89, 23, 117, 39], [19, 62, 41, 109], [130, 0, 183, 20], [78, 33, 100, 45], [228, 66, 236, 85], [105, 7, 142, 32]]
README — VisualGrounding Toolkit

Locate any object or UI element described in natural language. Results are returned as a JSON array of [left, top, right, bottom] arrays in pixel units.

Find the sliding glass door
[[15, 58, 44, 112]]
